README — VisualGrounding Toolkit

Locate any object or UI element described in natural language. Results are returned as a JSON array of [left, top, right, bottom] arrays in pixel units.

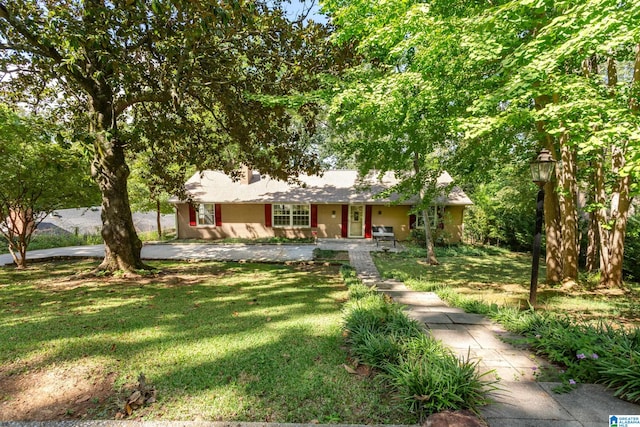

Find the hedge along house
[[170, 168, 473, 242]]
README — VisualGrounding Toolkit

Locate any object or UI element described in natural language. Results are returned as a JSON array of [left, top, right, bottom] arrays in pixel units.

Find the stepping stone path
[[348, 249, 640, 427]]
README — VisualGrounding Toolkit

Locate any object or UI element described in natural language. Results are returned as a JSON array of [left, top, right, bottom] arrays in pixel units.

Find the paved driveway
[[0, 239, 402, 267], [0, 243, 317, 267]]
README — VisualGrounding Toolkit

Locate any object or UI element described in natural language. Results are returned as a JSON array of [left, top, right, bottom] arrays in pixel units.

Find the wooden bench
[[372, 226, 396, 247]]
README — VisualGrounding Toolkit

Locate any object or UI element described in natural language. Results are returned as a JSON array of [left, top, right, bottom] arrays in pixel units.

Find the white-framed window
[[272, 203, 310, 227], [198, 203, 216, 226]]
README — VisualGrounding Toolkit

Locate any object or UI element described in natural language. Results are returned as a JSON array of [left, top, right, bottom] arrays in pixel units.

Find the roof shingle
[[171, 170, 473, 205]]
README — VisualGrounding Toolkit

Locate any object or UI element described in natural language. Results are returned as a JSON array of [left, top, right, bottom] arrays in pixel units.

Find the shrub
[[348, 283, 377, 301], [599, 350, 640, 402], [624, 214, 640, 281], [350, 331, 404, 370], [339, 267, 496, 418], [343, 294, 423, 346], [487, 308, 640, 401], [384, 350, 493, 416]]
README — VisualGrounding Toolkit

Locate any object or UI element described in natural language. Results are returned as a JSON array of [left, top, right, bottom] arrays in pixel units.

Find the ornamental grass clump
[[350, 330, 405, 370], [348, 283, 377, 301], [508, 312, 640, 402], [384, 347, 493, 415], [340, 268, 497, 418]]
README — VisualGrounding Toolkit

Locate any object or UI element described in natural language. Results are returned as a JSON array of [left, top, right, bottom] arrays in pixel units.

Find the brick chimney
[[240, 165, 253, 185]]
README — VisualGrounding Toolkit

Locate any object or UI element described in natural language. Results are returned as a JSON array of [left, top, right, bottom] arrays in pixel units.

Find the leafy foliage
[[340, 266, 496, 418], [323, 0, 640, 286], [624, 214, 640, 281], [463, 167, 537, 251], [0, 0, 347, 270], [0, 105, 99, 267]]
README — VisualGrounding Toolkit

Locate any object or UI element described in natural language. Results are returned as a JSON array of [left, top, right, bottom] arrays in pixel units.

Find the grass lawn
[[374, 246, 640, 326], [0, 259, 413, 423]]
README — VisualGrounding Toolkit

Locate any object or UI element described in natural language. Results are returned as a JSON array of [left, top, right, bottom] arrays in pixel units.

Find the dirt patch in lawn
[[0, 362, 116, 420]]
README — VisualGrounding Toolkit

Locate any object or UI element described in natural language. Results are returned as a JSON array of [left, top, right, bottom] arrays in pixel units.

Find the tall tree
[[0, 105, 98, 268], [322, 0, 482, 264], [463, 0, 640, 287], [0, 1, 339, 272]]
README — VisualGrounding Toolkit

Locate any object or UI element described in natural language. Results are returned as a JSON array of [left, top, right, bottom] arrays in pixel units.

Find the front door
[[349, 205, 364, 238]]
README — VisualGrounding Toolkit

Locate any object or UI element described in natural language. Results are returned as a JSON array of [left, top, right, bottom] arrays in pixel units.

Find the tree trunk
[[156, 199, 163, 239], [6, 238, 26, 269], [558, 135, 579, 282], [597, 53, 635, 288], [535, 95, 563, 283], [8, 208, 32, 269], [594, 154, 612, 283], [421, 207, 439, 265], [544, 179, 563, 283], [90, 98, 147, 273], [600, 45, 639, 286], [584, 56, 600, 273], [607, 156, 631, 287], [413, 153, 438, 265], [585, 205, 599, 272]]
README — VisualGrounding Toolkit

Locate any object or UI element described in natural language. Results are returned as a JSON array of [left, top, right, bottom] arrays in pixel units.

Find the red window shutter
[[341, 204, 348, 238], [189, 204, 197, 226], [364, 205, 372, 238], [311, 204, 318, 227], [265, 204, 272, 227], [215, 204, 222, 226], [409, 214, 417, 229]]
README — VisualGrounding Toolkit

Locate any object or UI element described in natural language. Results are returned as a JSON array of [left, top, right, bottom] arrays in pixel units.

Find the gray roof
[[171, 170, 472, 206], [36, 207, 175, 235]]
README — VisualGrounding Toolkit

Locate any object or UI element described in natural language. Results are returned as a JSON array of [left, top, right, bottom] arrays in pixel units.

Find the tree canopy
[[322, 0, 640, 287], [0, 0, 345, 272], [0, 104, 98, 268]]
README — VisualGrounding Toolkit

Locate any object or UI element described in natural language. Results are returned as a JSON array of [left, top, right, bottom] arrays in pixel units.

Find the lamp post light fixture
[[529, 148, 556, 306]]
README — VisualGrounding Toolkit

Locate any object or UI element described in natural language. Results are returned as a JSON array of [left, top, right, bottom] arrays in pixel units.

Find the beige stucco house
[[170, 169, 472, 242]]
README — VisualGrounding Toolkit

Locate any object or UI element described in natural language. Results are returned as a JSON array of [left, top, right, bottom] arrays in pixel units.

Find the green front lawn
[[373, 245, 640, 401], [374, 246, 639, 324], [0, 260, 412, 423]]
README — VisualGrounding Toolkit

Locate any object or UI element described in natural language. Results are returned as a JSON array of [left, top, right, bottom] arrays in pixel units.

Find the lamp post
[[529, 148, 556, 306]]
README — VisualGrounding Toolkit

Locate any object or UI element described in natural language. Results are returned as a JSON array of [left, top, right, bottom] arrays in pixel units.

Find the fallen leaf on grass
[[356, 365, 373, 376], [343, 364, 358, 374]]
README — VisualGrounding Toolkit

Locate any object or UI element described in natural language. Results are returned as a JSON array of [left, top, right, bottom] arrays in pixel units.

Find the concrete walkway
[[348, 250, 640, 427], [0, 242, 317, 267], [0, 238, 391, 267]]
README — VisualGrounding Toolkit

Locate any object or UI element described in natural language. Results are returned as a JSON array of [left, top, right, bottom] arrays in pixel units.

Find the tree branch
[[114, 90, 173, 116], [0, 3, 98, 95], [187, 89, 233, 134]]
